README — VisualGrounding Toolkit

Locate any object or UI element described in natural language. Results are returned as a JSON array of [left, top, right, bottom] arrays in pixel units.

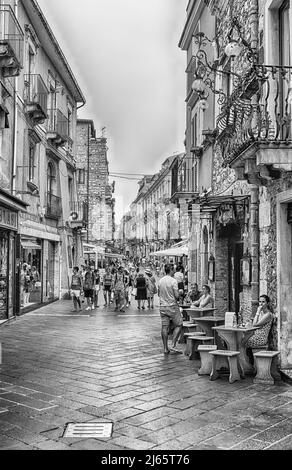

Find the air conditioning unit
[[70, 211, 78, 221]]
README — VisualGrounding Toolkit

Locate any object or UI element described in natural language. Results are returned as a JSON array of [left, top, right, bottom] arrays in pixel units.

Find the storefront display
[[0, 234, 8, 320], [20, 238, 42, 309]]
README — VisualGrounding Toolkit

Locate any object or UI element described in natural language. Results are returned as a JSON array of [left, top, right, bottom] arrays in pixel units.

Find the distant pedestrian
[[158, 264, 182, 354], [113, 266, 126, 312], [103, 267, 113, 307], [92, 269, 100, 308], [145, 268, 157, 309], [70, 266, 83, 312], [135, 271, 147, 310], [83, 266, 94, 310]]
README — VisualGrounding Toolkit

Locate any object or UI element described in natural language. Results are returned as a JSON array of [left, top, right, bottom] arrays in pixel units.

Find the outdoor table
[[184, 307, 217, 322], [212, 325, 260, 376], [195, 316, 225, 339]]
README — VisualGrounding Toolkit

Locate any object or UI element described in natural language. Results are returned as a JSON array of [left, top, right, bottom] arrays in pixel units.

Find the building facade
[[121, 154, 185, 260], [0, 0, 86, 316], [76, 120, 115, 253], [179, 0, 292, 377]]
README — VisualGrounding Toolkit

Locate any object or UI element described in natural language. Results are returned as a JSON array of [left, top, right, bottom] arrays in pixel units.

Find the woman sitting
[[246, 295, 274, 349], [192, 284, 214, 309]]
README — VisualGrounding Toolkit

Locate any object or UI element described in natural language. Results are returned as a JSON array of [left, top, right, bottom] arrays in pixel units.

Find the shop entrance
[[20, 238, 42, 309]]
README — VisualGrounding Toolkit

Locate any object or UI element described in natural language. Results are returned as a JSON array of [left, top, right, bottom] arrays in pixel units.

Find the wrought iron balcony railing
[[47, 108, 69, 142], [216, 65, 292, 166], [24, 74, 48, 121], [46, 192, 62, 219], [0, 5, 24, 74]]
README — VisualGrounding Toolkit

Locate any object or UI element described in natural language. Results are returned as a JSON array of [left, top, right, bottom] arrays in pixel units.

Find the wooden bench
[[186, 335, 214, 360], [209, 350, 241, 384], [253, 350, 281, 385], [197, 345, 217, 375]]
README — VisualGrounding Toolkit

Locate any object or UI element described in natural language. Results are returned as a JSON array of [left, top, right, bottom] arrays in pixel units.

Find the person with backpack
[[103, 267, 113, 307], [145, 268, 157, 309], [113, 266, 126, 312]]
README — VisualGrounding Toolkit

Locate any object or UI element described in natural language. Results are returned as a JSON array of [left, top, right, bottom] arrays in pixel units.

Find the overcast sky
[[37, 0, 187, 223]]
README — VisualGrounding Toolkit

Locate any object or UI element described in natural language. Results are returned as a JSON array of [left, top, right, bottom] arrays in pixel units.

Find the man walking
[[158, 264, 183, 354]]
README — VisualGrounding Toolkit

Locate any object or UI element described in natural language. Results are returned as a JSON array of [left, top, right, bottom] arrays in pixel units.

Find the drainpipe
[[86, 123, 90, 244], [250, 184, 260, 317], [11, 0, 19, 193], [249, 0, 260, 317]]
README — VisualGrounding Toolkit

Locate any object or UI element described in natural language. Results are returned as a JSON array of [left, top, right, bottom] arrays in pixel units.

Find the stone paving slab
[[0, 299, 291, 450]]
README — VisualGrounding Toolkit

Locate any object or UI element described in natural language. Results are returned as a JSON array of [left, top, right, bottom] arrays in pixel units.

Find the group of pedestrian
[[20, 264, 41, 306], [70, 262, 159, 313], [70, 265, 100, 312]]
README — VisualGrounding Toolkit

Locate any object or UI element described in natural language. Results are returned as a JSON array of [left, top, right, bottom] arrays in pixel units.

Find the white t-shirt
[[174, 272, 184, 284], [158, 275, 179, 307]]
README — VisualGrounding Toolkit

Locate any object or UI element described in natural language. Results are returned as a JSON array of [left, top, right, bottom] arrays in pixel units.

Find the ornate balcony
[[46, 192, 62, 219], [171, 164, 198, 202], [0, 5, 24, 77], [24, 74, 48, 125], [216, 65, 292, 179], [47, 109, 69, 146]]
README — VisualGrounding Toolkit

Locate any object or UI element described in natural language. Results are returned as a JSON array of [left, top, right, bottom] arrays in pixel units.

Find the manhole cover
[[63, 422, 113, 438]]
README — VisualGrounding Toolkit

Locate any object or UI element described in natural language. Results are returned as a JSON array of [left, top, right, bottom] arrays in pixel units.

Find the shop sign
[[0, 205, 18, 231]]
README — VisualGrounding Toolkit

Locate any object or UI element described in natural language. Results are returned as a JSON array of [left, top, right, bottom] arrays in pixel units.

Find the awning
[[104, 253, 126, 259], [21, 240, 42, 250], [150, 245, 188, 257]]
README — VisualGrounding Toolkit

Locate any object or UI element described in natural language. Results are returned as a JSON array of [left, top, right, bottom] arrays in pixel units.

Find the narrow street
[[0, 298, 291, 451]]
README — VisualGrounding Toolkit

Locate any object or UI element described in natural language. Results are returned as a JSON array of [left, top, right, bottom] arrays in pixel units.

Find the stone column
[[188, 203, 200, 285]]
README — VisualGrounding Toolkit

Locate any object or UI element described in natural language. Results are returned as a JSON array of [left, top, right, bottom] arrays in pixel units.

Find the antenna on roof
[[101, 127, 106, 138]]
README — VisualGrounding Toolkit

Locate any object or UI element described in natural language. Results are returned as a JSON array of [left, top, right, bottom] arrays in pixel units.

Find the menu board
[[225, 311, 236, 327]]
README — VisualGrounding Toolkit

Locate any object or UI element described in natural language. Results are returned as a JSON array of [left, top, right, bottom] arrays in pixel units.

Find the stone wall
[[76, 122, 114, 244]]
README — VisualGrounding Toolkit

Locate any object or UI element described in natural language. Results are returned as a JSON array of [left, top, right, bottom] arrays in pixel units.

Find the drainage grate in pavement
[[63, 422, 113, 438]]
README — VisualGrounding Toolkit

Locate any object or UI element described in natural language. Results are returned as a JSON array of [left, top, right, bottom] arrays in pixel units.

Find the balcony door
[[279, 0, 291, 139]]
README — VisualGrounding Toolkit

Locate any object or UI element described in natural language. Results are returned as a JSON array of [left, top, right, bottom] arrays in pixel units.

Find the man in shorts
[[158, 264, 183, 354]]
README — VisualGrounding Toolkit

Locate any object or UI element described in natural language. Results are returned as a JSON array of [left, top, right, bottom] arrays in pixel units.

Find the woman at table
[[192, 284, 214, 309], [246, 295, 274, 348]]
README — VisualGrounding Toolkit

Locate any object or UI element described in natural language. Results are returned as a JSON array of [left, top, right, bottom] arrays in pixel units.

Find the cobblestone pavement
[[0, 298, 292, 451]]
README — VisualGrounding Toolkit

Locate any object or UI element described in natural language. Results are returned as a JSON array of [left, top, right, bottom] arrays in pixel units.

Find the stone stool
[[187, 335, 214, 360], [209, 350, 241, 384], [178, 322, 198, 344], [198, 345, 217, 375], [184, 331, 206, 355], [253, 351, 280, 385]]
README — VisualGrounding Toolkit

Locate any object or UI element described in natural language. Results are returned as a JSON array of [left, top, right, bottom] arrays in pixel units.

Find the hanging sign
[[0, 205, 18, 231]]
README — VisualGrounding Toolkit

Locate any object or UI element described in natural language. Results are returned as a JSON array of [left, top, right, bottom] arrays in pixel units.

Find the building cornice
[[178, 0, 206, 50]]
